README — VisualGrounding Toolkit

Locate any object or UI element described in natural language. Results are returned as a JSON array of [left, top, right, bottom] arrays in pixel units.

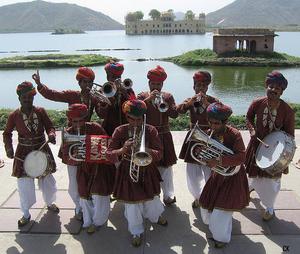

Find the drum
[[255, 131, 296, 176], [24, 150, 50, 178], [85, 135, 111, 164]]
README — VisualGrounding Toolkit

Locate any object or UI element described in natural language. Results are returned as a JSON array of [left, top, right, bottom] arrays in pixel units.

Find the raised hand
[[32, 69, 42, 87]]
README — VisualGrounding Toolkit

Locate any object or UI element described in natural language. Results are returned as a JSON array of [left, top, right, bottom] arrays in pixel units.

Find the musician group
[[2, 62, 295, 248]]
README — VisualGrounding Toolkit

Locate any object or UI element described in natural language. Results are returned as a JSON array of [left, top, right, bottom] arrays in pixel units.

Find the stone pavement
[[0, 130, 299, 254]]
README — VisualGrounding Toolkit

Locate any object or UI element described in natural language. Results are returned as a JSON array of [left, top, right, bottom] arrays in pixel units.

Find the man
[[32, 67, 98, 220], [106, 99, 167, 247], [3, 81, 59, 227], [199, 102, 249, 248], [137, 66, 178, 205], [96, 61, 135, 136], [245, 71, 295, 221], [64, 104, 115, 234], [177, 71, 218, 208]]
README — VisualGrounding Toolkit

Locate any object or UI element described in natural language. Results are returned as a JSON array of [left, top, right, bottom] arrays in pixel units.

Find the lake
[[0, 30, 299, 115]]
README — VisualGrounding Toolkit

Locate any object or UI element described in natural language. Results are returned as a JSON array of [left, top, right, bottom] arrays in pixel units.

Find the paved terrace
[[0, 130, 299, 254]]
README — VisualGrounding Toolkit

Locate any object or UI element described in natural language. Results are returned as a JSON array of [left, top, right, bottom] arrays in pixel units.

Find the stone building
[[213, 28, 277, 55], [125, 12, 205, 35]]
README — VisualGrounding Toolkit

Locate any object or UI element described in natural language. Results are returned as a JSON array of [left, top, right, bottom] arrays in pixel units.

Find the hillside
[[206, 0, 300, 29], [0, 0, 123, 33]]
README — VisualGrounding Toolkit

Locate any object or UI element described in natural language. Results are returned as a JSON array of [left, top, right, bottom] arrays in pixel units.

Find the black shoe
[[192, 199, 200, 209], [18, 215, 31, 227], [75, 210, 83, 221], [47, 204, 60, 213], [214, 240, 226, 248], [157, 216, 168, 226], [163, 196, 176, 205], [131, 234, 142, 247]]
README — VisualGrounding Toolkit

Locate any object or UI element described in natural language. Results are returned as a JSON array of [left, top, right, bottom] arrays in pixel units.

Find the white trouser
[[17, 174, 57, 218], [124, 196, 164, 236], [80, 195, 110, 228], [186, 163, 211, 200], [67, 165, 81, 213], [201, 208, 233, 243], [158, 166, 175, 200], [249, 177, 281, 214]]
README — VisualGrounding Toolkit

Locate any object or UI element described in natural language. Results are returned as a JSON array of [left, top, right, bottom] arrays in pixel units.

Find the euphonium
[[129, 115, 152, 183], [154, 92, 169, 113], [89, 82, 116, 105], [62, 127, 86, 162], [114, 78, 133, 90], [187, 123, 240, 176]]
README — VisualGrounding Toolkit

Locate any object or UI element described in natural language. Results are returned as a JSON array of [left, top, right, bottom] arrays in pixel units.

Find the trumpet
[[153, 92, 169, 113], [129, 115, 152, 183], [90, 82, 117, 105], [114, 78, 133, 90]]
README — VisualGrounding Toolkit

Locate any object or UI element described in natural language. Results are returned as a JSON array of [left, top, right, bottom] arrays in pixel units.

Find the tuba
[[129, 115, 152, 182], [153, 92, 169, 113], [187, 123, 240, 176]]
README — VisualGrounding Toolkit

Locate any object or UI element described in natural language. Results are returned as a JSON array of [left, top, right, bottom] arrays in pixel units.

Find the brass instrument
[[89, 82, 116, 105], [193, 93, 205, 113], [153, 92, 169, 113], [62, 127, 110, 163], [129, 115, 152, 182], [187, 123, 240, 176], [114, 78, 133, 90]]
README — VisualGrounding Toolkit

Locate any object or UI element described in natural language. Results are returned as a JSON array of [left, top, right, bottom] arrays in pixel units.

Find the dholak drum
[[24, 150, 50, 178], [255, 131, 296, 176]]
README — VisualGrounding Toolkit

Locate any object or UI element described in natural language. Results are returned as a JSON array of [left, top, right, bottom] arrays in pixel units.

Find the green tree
[[125, 12, 137, 22], [149, 9, 161, 20], [134, 11, 144, 20], [185, 10, 195, 20]]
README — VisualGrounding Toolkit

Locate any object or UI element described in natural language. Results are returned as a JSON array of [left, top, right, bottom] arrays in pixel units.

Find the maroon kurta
[[245, 96, 295, 178], [37, 84, 99, 123], [75, 122, 116, 199], [3, 107, 56, 178], [199, 126, 249, 211], [137, 91, 178, 167], [106, 124, 162, 203], [177, 95, 218, 163], [95, 88, 135, 136]]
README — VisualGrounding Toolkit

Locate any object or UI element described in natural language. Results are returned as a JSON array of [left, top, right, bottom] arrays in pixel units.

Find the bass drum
[[24, 150, 50, 178], [255, 131, 296, 176]]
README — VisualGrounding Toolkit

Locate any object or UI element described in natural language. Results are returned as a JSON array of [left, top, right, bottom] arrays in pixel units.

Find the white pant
[[67, 165, 81, 213], [186, 163, 211, 200], [158, 166, 175, 200], [124, 196, 164, 236], [17, 174, 57, 218], [80, 195, 110, 228], [201, 208, 233, 243], [249, 177, 281, 213]]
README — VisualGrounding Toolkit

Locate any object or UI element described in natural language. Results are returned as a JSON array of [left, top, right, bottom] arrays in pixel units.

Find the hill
[[0, 0, 123, 33], [206, 0, 300, 29]]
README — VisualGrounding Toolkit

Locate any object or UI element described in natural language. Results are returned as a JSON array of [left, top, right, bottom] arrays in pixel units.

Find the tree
[[167, 9, 175, 20], [185, 10, 195, 20], [125, 12, 137, 22], [149, 9, 161, 20], [134, 11, 144, 21]]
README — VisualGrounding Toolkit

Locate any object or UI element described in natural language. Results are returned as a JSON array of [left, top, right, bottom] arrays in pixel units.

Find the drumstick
[[257, 137, 269, 148], [38, 140, 50, 151], [14, 156, 24, 162]]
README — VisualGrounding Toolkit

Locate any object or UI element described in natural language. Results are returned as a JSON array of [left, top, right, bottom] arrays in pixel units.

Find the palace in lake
[[125, 11, 205, 35]]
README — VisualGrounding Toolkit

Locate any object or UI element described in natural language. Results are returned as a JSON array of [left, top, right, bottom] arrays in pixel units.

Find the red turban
[[66, 103, 88, 120], [193, 71, 211, 83], [122, 99, 147, 118], [104, 62, 124, 76], [207, 102, 232, 121], [16, 81, 36, 97], [147, 65, 167, 82], [76, 67, 95, 81], [265, 71, 288, 90]]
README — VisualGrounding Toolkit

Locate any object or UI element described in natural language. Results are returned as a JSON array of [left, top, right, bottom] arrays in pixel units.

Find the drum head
[[256, 131, 286, 169], [24, 151, 48, 178]]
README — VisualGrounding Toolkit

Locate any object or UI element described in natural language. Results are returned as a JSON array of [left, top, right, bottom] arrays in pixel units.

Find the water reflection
[[0, 61, 299, 115]]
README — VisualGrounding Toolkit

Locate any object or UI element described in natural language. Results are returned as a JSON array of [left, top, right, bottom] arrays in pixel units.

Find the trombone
[[114, 78, 133, 90], [89, 82, 117, 105], [153, 92, 169, 113], [129, 115, 152, 182]]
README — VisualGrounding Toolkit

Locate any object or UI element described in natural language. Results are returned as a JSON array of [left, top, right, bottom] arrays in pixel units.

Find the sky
[[0, 0, 235, 24]]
